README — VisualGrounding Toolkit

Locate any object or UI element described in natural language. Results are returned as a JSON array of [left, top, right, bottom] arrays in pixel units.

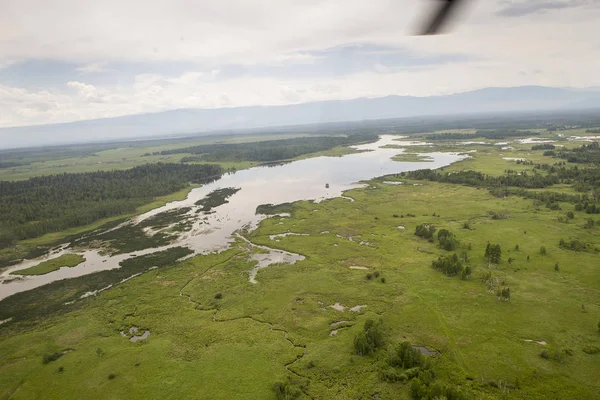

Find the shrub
[[366, 273, 373, 280], [540, 348, 565, 362], [554, 263, 559, 271], [583, 345, 600, 355], [379, 367, 407, 382], [380, 277, 386, 283], [214, 292, 223, 299], [373, 271, 380, 278], [499, 287, 511, 301], [540, 246, 547, 255], [431, 254, 463, 276], [485, 243, 502, 264], [108, 373, 117, 380], [415, 224, 436, 240], [437, 229, 459, 251], [389, 342, 429, 370], [559, 238, 588, 252], [461, 266, 472, 280], [42, 352, 64, 364], [489, 210, 510, 220], [354, 319, 384, 356], [562, 348, 574, 356]]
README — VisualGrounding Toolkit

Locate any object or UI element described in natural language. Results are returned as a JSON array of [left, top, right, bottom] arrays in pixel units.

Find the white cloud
[[0, 0, 600, 127], [75, 63, 107, 73], [373, 63, 389, 74]]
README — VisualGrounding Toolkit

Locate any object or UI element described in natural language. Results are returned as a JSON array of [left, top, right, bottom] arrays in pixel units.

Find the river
[[0, 135, 466, 301]]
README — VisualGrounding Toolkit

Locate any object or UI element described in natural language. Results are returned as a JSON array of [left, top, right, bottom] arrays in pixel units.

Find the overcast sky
[[0, 0, 599, 127]]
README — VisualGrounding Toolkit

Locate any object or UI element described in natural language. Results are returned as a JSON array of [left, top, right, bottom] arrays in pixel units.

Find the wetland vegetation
[[0, 120, 599, 399], [10, 254, 85, 276]]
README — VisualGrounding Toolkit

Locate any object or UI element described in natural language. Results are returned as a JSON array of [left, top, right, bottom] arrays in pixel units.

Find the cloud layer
[[1, 0, 600, 127]]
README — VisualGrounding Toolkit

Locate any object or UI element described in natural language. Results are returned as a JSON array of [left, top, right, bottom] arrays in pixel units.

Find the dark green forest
[[0, 163, 222, 247], [151, 134, 378, 162]]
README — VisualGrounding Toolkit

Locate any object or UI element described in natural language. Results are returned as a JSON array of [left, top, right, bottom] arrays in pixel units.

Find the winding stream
[[0, 135, 467, 301]]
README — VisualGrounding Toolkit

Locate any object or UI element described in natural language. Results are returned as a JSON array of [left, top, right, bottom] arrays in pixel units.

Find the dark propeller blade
[[418, 0, 465, 35]]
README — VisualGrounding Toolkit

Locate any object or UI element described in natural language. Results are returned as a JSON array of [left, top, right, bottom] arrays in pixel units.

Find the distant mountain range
[[1, 86, 600, 149]]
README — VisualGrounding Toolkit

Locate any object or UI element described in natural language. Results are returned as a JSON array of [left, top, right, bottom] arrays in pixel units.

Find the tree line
[[147, 134, 378, 162], [0, 163, 222, 247], [553, 141, 600, 164], [425, 130, 540, 141], [401, 165, 600, 212]]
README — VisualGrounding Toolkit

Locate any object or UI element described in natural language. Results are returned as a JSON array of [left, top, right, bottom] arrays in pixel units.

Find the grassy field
[[11, 254, 86, 276], [0, 132, 599, 399]]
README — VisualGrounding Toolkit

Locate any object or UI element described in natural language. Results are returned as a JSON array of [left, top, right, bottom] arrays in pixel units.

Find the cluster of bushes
[[532, 143, 556, 150], [437, 229, 459, 251], [411, 378, 469, 400], [415, 225, 462, 253], [496, 287, 511, 302], [431, 254, 467, 277], [415, 224, 436, 240], [559, 238, 588, 252], [379, 341, 469, 400], [480, 271, 498, 291], [540, 348, 573, 362], [488, 210, 510, 220], [354, 319, 384, 356], [272, 377, 306, 400], [366, 271, 385, 283], [575, 202, 600, 214], [352, 319, 472, 399], [42, 351, 66, 364], [485, 243, 502, 264]]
